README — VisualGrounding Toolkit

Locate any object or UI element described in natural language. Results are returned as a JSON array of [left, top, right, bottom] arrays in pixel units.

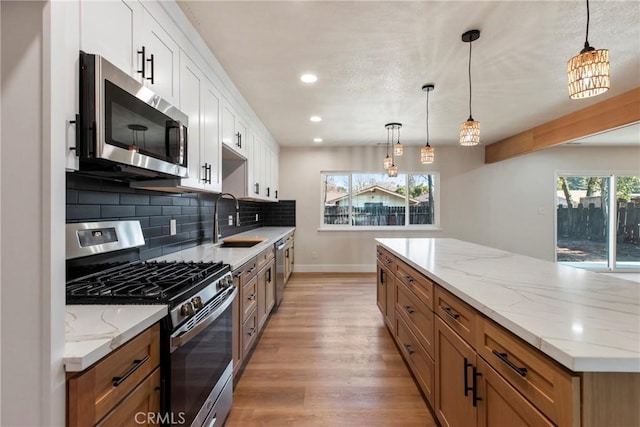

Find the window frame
[[319, 171, 441, 231], [554, 170, 640, 272]]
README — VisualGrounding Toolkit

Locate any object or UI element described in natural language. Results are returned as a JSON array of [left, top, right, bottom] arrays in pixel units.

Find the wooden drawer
[[241, 274, 258, 322], [242, 308, 259, 358], [476, 317, 580, 426], [256, 246, 274, 271], [434, 286, 476, 349], [395, 280, 434, 359], [395, 258, 433, 310], [234, 258, 258, 287], [376, 245, 395, 270], [96, 368, 161, 427], [67, 324, 160, 426], [395, 314, 435, 406]]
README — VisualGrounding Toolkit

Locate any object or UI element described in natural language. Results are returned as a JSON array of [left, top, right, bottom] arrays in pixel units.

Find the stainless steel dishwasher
[[274, 237, 287, 310]]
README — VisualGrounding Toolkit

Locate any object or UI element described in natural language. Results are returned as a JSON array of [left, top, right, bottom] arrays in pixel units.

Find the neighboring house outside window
[[321, 172, 440, 230]]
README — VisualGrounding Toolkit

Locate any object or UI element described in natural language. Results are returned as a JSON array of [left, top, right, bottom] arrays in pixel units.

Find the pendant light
[[460, 29, 481, 146], [385, 123, 401, 177], [421, 84, 435, 164], [393, 124, 403, 156], [567, 0, 610, 99], [383, 126, 392, 169]]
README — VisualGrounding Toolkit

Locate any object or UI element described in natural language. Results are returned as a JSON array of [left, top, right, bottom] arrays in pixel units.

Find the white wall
[[280, 144, 640, 271], [1, 2, 65, 425]]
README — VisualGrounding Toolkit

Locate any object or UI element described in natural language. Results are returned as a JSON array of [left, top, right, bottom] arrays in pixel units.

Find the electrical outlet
[[255, 214, 259, 221], [170, 219, 177, 236], [311, 251, 318, 260], [228, 215, 233, 226]]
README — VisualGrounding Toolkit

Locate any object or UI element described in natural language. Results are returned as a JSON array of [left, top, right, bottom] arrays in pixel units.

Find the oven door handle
[[170, 287, 237, 352]]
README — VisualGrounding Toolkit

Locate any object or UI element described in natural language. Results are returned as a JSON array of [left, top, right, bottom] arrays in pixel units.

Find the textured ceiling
[[177, 1, 640, 148]]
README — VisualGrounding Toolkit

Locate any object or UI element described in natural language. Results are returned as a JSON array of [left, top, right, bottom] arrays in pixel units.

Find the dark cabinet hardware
[[137, 46, 146, 78], [441, 306, 460, 320], [247, 293, 256, 301], [464, 358, 473, 397], [404, 305, 415, 314], [404, 275, 414, 283], [112, 355, 149, 387], [472, 367, 482, 407], [235, 132, 242, 148], [247, 266, 256, 274], [266, 187, 270, 197], [385, 258, 392, 265], [267, 267, 272, 282], [254, 183, 260, 195], [492, 350, 528, 377], [247, 327, 256, 336], [379, 268, 385, 284], [202, 163, 209, 183], [146, 53, 154, 84], [403, 343, 415, 355], [70, 114, 80, 155], [207, 164, 212, 184], [275, 190, 278, 199]]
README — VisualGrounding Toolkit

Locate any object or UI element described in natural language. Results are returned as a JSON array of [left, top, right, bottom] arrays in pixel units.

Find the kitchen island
[[376, 237, 639, 427]]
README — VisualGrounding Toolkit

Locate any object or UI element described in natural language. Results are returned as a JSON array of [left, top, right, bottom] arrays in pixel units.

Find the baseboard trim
[[294, 264, 376, 273]]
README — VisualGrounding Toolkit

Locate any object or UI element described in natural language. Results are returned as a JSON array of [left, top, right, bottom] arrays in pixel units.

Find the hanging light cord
[[425, 90, 430, 146], [583, 0, 591, 50], [386, 127, 390, 156], [467, 39, 473, 121]]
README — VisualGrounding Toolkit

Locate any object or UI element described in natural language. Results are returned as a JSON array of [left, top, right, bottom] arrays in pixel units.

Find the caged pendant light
[[421, 84, 435, 164], [459, 29, 481, 146], [383, 126, 392, 170], [567, 0, 610, 99], [393, 126, 404, 156]]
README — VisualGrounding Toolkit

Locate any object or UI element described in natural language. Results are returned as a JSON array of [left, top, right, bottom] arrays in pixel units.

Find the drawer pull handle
[[404, 275, 414, 283], [248, 293, 256, 301], [112, 355, 149, 387], [386, 259, 393, 264], [472, 367, 482, 407], [441, 306, 460, 320], [403, 343, 415, 355], [247, 327, 256, 336], [404, 305, 415, 314], [492, 350, 528, 377]]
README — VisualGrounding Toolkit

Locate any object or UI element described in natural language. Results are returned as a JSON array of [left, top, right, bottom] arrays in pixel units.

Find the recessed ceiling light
[[313, 138, 323, 143], [300, 73, 318, 83], [310, 116, 322, 122]]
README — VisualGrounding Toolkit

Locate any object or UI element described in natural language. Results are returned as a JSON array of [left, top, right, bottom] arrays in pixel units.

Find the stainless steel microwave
[[78, 51, 188, 179]]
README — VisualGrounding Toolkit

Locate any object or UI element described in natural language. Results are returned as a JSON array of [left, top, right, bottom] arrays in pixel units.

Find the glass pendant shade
[[460, 119, 480, 146], [387, 164, 398, 177], [393, 142, 403, 156], [567, 48, 610, 99], [421, 145, 434, 164], [383, 155, 392, 169]]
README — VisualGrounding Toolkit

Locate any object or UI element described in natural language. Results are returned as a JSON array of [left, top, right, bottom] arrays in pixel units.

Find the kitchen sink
[[219, 238, 266, 248]]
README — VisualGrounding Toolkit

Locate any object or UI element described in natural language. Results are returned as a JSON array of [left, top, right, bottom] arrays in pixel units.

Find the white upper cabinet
[[80, 1, 179, 105], [178, 52, 205, 191], [221, 103, 248, 157], [139, 10, 180, 105], [202, 80, 223, 193], [80, 0, 142, 77], [270, 149, 279, 201]]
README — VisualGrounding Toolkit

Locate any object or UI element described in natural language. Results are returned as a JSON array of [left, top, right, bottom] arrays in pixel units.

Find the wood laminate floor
[[225, 273, 437, 427]]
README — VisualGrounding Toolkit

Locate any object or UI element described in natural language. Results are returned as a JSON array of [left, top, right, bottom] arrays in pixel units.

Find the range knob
[[191, 296, 203, 309], [180, 301, 195, 317], [221, 275, 233, 288]]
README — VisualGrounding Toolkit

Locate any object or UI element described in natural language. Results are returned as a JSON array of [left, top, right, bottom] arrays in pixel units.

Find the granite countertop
[[64, 305, 167, 372], [152, 226, 295, 268], [376, 237, 640, 373], [64, 226, 294, 372]]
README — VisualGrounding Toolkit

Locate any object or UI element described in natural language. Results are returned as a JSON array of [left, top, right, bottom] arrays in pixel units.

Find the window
[[321, 172, 439, 229], [556, 174, 640, 271]]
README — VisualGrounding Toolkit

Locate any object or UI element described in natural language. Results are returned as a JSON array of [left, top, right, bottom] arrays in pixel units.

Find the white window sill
[[317, 226, 443, 232]]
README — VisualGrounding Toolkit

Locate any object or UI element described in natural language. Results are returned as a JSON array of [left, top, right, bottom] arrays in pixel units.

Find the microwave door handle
[[170, 287, 237, 352], [165, 120, 187, 165]]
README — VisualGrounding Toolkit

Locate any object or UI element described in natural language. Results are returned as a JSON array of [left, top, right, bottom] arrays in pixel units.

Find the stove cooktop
[[66, 261, 229, 306]]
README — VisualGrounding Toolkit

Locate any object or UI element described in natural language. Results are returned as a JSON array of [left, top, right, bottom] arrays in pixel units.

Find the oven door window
[[104, 80, 186, 166], [170, 304, 232, 424]]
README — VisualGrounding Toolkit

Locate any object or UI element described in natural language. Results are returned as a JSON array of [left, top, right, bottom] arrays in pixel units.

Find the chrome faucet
[[213, 193, 240, 244]]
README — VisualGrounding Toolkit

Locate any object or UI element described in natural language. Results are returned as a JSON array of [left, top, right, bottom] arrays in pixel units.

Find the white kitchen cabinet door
[[270, 149, 279, 201], [235, 118, 248, 157], [222, 104, 237, 152], [140, 10, 180, 105], [245, 129, 256, 197], [178, 53, 204, 190], [250, 136, 264, 199], [263, 144, 272, 199], [80, 0, 142, 77], [202, 81, 222, 193]]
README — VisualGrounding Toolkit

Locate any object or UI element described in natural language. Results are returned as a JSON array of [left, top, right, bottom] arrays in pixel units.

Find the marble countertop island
[[376, 238, 640, 372]]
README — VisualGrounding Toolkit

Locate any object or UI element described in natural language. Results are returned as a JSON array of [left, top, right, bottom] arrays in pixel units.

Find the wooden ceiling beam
[[484, 87, 640, 164]]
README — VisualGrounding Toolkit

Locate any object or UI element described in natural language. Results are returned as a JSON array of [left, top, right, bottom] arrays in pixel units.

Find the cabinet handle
[[146, 53, 154, 84], [266, 187, 270, 197], [441, 306, 460, 320], [492, 350, 528, 377], [386, 258, 393, 265], [254, 183, 260, 195], [275, 190, 278, 199], [137, 46, 146, 78], [236, 132, 241, 148], [239, 132, 242, 148], [267, 267, 272, 282], [403, 343, 415, 355], [464, 358, 473, 397], [69, 114, 80, 156], [379, 268, 385, 285], [248, 293, 256, 301], [202, 163, 209, 183], [207, 164, 212, 184], [404, 275, 414, 283], [404, 305, 414, 314], [112, 355, 149, 387], [472, 366, 482, 407], [247, 327, 256, 336], [247, 266, 256, 274]]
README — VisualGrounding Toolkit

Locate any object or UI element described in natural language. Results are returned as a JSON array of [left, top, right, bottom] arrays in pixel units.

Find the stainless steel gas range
[[66, 220, 235, 427]]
